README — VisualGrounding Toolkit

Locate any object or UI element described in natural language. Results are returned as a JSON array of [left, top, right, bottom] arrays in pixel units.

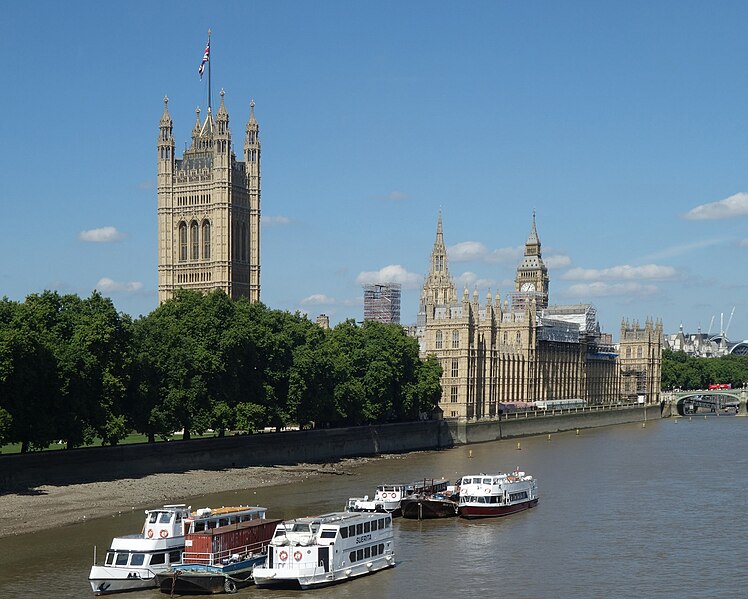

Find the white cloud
[[355, 264, 421, 289], [448, 241, 488, 262], [561, 264, 677, 281], [96, 277, 143, 293], [486, 246, 524, 263], [544, 254, 571, 269], [262, 215, 290, 226], [564, 282, 659, 298], [79, 226, 126, 243], [683, 192, 748, 220], [455, 271, 498, 290], [643, 239, 723, 260], [740, 239, 748, 248], [301, 294, 335, 305], [387, 191, 408, 201]]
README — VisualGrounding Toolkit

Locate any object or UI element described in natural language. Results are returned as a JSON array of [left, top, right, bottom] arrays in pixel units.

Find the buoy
[[516, 442, 521, 450], [547, 434, 551, 441], [642, 422, 646, 428], [468, 449, 473, 458], [575, 429, 580, 436], [689, 416, 692, 421]]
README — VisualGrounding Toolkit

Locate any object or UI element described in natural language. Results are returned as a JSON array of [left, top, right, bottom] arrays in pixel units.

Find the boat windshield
[[158, 512, 172, 524]]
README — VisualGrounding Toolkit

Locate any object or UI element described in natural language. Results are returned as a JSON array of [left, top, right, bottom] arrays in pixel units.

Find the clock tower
[[512, 212, 549, 310]]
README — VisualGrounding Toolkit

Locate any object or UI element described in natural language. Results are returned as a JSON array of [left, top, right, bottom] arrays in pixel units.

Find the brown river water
[[2, 416, 748, 598]]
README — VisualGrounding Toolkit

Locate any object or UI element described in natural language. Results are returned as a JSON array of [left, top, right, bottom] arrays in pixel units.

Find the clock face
[[520, 282, 536, 292]]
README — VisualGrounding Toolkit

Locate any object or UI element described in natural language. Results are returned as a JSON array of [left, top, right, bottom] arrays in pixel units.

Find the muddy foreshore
[[0, 458, 384, 539]]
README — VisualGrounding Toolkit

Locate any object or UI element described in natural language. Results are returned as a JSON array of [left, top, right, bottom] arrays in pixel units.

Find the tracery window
[[202, 220, 211, 260], [451, 359, 459, 378], [190, 221, 199, 260], [452, 330, 460, 348], [435, 330, 443, 349], [178, 222, 187, 261]]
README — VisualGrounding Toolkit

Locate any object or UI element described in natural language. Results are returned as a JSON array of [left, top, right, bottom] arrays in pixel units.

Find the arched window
[[241, 223, 247, 262], [202, 220, 211, 260], [637, 346, 643, 358], [435, 330, 443, 349], [190, 221, 199, 260], [178, 222, 187, 261], [452, 330, 460, 348], [626, 347, 632, 358]]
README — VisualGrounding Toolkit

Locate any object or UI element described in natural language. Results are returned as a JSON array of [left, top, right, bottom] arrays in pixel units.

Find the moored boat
[[155, 516, 281, 594], [457, 469, 539, 519], [400, 493, 458, 519], [252, 512, 395, 589], [345, 478, 450, 516], [88, 504, 269, 595]]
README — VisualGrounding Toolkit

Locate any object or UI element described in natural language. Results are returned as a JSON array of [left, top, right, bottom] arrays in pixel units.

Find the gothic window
[[451, 359, 459, 378], [241, 223, 247, 262], [190, 221, 199, 260], [637, 346, 643, 358], [452, 330, 460, 348], [626, 347, 632, 359], [450, 387, 458, 403], [516, 332, 521, 344], [178, 222, 187, 262], [435, 330, 443, 349], [503, 332, 508, 343], [202, 220, 211, 260]]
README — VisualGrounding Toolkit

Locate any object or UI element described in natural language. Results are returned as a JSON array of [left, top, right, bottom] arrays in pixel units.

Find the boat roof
[[280, 512, 386, 526]]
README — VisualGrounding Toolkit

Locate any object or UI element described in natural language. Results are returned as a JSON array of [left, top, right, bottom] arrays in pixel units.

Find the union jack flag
[[199, 39, 210, 79]]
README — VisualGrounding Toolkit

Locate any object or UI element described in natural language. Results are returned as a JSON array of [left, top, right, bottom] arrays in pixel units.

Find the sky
[[2, 1, 747, 341]]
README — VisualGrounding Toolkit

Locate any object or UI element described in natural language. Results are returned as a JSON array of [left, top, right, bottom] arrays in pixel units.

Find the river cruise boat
[[155, 516, 281, 594], [346, 478, 449, 516], [457, 469, 539, 519], [88, 504, 268, 595], [252, 512, 395, 589]]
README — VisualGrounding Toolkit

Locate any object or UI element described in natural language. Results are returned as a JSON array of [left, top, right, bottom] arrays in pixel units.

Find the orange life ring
[[160, 529, 169, 538], [279, 550, 288, 561], [294, 551, 302, 561], [147, 529, 154, 538]]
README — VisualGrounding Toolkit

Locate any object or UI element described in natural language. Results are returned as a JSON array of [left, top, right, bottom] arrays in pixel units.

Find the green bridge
[[664, 388, 748, 416]]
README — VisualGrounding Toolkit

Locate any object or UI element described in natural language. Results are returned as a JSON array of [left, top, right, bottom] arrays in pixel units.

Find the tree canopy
[[0, 290, 442, 451], [661, 349, 748, 390]]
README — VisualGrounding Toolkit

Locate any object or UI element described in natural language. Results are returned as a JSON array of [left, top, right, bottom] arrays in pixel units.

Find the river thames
[[2, 415, 748, 598]]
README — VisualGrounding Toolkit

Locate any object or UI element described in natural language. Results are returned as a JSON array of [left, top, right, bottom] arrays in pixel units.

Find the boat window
[[340, 527, 348, 538], [311, 523, 319, 534], [320, 530, 336, 539], [349, 551, 356, 563], [151, 553, 165, 566], [149, 512, 159, 524], [478, 497, 486, 504], [348, 525, 355, 537], [292, 523, 310, 533], [169, 551, 181, 563], [364, 546, 371, 559], [130, 554, 145, 566], [356, 524, 363, 535], [194, 521, 206, 532], [363, 522, 370, 533], [483, 478, 492, 485], [175, 513, 183, 524], [379, 543, 385, 554], [219, 518, 229, 527], [386, 517, 391, 528], [371, 544, 378, 556], [159, 512, 172, 524], [104, 552, 115, 566], [356, 549, 364, 561], [115, 553, 129, 566]]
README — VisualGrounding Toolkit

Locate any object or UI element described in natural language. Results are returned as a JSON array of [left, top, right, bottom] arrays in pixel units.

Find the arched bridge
[[670, 388, 747, 416]]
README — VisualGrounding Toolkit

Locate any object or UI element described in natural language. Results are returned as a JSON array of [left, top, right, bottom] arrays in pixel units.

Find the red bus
[[708, 383, 732, 390]]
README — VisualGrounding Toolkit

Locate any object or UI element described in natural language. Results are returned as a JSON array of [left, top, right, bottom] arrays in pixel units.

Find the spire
[[160, 96, 172, 126], [526, 209, 540, 247], [249, 99, 257, 124]]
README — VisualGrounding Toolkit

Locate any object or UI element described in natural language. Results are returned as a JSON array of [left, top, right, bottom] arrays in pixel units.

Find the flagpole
[[207, 29, 212, 112]]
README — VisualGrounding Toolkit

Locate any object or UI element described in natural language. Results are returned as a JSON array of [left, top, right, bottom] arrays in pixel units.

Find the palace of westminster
[[156, 88, 662, 421]]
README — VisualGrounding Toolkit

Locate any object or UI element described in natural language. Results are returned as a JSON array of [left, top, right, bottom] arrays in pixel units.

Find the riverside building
[[416, 213, 662, 419], [157, 90, 261, 303]]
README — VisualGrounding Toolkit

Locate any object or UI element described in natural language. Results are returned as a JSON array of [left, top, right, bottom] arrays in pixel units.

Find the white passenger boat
[[346, 478, 449, 516], [457, 469, 539, 519], [252, 512, 395, 589], [88, 504, 268, 595]]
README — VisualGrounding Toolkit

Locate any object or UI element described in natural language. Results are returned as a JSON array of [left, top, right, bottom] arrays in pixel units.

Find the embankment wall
[[0, 420, 450, 491]]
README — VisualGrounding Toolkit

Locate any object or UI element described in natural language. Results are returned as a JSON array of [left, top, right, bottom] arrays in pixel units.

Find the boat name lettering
[[356, 534, 372, 544]]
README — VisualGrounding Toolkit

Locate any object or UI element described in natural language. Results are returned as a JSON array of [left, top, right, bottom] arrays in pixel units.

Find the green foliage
[[661, 349, 748, 390], [0, 290, 443, 453]]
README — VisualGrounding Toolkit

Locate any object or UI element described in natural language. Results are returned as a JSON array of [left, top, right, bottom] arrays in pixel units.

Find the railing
[[499, 402, 651, 421], [183, 539, 268, 566]]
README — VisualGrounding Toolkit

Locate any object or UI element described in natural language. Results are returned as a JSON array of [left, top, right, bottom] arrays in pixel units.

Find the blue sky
[[2, 1, 747, 341]]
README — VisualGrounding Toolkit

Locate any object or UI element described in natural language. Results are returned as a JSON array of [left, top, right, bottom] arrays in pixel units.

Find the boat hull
[[400, 498, 458, 519], [253, 559, 395, 589], [458, 497, 539, 519], [156, 562, 257, 595], [89, 566, 159, 595]]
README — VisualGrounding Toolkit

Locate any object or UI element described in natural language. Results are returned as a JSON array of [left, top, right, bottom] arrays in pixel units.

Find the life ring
[[294, 551, 302, 561], [159, 529, 169, 539], [147, 529, 154, 538], [279, 550, 288, 561]]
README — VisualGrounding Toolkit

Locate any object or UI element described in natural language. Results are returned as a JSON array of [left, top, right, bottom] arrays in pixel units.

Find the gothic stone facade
[[157, 91, 261, 303], [417, 214, 663, 419]]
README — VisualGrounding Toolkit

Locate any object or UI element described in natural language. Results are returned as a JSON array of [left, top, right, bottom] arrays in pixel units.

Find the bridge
[[666, 388, 747, 416]]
